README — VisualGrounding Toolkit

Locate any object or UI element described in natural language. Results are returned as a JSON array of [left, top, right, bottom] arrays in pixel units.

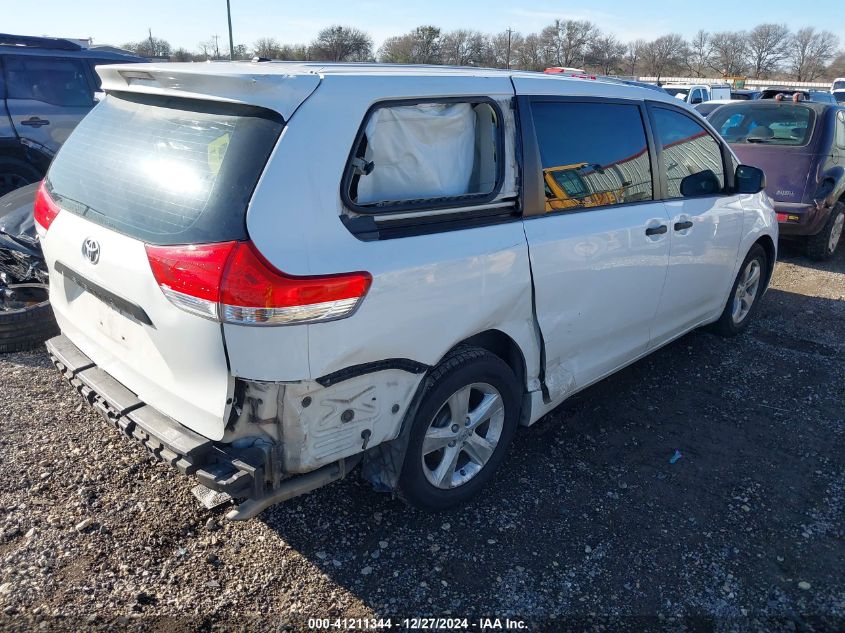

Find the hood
[[730, 144, 816, 204]]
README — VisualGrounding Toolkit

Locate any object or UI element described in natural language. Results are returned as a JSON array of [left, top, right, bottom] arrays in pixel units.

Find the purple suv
[[709, 101, 845, 260]]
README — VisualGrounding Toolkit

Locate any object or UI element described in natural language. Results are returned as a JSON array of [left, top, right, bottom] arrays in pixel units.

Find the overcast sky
[[4, 0, 844, 51]]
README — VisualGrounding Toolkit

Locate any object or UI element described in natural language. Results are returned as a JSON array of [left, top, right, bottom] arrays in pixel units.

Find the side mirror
[[735, 164, 766, 194], [680, 169, 720, 197]]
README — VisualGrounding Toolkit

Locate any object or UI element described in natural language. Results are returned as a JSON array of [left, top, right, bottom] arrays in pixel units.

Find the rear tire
[[806, 202, 844, 261], [0, 283, 59, 353], [398, 347, 519, 511], [0, 157, 42, 197], [709, 244, 767, 337]]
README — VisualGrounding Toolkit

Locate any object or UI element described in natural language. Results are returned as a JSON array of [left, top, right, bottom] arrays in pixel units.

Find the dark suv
[[0, 33, 145, 195]]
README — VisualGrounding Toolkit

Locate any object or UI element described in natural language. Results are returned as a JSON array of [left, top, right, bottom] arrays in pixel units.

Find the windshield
[[664, 88, 689, 99], [833, 80, 845, 91], [709, 103, 815, 146], [46, 93, 284, 245]]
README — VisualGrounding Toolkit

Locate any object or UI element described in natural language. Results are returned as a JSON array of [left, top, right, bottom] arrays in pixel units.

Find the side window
[[344, 100, 502, 212], [5, 56, 93, 107], [652, 107, 725, 199], [531, 101, 653, 213]]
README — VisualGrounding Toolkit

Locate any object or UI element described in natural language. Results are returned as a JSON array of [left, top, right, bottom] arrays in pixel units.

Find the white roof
[[97, 61, 684, 116]]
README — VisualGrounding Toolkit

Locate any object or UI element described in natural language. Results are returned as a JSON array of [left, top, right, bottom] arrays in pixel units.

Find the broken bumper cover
[[45, 334, 265, 500]]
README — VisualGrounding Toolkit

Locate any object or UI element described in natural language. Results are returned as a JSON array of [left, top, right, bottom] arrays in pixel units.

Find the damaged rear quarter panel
[[280, 369, 423, 473]]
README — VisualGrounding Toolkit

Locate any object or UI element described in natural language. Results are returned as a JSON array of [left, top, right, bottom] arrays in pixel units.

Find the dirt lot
[[0, 242, 843, 632]]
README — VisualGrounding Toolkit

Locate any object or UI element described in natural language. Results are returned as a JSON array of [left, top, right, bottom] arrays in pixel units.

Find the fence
[[637, 76, 832, 89]]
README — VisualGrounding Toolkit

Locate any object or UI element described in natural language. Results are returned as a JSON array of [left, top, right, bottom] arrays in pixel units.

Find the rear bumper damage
[[45, 334, 357, 520]]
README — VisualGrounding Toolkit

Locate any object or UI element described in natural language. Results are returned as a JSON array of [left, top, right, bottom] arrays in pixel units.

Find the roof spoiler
[[97, 64, 322, 120]]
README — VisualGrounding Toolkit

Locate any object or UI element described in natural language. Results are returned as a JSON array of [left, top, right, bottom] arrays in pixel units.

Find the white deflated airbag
[[357, 103, 477, 204]]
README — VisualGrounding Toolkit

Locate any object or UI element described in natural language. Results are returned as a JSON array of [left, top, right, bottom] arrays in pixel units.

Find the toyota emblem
[[82, 238, 100, 265]]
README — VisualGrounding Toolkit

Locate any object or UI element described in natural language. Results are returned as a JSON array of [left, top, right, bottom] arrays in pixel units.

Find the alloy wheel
[[421, 382, 505, 489], [731, 259, 761, 324], [829, 212, 844, 254]]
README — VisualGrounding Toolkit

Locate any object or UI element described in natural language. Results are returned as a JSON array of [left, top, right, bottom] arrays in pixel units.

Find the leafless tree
[[642, 34, 686, 82], [746, 24, 790, 79], [709, 31, 748, 76], [587, 34, 626, 75], [123, 35, 172, 58], [625, 39, 646, 76], [789, 27, 839, 81], [540, 19, 598, 67], [310, 25, 373, 62], [515, 33, 545, 71], [487, 30, 523, 69], [253, 37, 282, 59], [171, 48, 195, 62], [828, 52, 845, 79], [685, 30, 711, 77], [441, 29, 487, 66], [379, 26, 442, 64]]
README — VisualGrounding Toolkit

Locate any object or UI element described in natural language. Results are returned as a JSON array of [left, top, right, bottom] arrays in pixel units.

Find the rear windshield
[[46, 93, 284, 245], [709, 103, 815, 146], [664, 88, 689, 99]]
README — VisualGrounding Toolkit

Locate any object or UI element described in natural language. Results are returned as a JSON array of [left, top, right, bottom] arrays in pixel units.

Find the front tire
[[806, 202, 844, 261], [709, 244, 767, 337], [398, 347, 519, 511]]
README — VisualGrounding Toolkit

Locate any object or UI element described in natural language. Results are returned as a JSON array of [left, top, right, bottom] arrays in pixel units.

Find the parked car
[[731, 89, 760, 100], [0, 182, 57, 351], [809, 91, 837, 104], [710, 101, 845, 259], [832, 77, 845, 92], [0, 33, 145, 196], [39, 63, 776, 519], [695, 99, 742, 117], [663, 83, 732, 104]]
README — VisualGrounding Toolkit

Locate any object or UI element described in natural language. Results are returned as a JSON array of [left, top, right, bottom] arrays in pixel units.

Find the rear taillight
[[34, 181, 61, 231], [145, 241, 371, 326]]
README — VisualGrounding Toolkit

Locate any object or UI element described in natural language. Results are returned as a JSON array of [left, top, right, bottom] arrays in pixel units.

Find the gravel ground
[[0, 242, 843, 632]]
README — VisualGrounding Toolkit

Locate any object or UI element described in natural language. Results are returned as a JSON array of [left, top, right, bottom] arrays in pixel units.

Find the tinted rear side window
[[5, 56, 93, 106], [652, 107, 725, 199], [531, 101, 653, 213], [709, 103, 815, 146], [46, 93, 283, 245]]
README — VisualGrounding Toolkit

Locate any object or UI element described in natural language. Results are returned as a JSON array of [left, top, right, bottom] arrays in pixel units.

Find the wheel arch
[[754, 234, 776, 292], [451, 330, 527, 394], [360, 330, 530, 492]]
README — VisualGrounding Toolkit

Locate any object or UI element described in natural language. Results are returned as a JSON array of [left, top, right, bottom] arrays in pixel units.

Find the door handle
[[645, 224, 668, 236], [20, 117, 50, 128], [674, 220, 693, 231]]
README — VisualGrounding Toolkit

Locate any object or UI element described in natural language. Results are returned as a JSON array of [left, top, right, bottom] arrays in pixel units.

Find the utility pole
[[506, 27, 513, 69], [148, 27, 155, 57], [226, 0, 234, 60], [212, 34, 220, 60]]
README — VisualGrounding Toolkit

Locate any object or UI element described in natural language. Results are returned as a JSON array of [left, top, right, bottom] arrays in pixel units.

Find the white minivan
[[38, 63, 777, 519]]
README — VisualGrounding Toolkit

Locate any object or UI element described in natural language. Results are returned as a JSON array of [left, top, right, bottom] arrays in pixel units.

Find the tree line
[[122, 21, 845, 82]]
